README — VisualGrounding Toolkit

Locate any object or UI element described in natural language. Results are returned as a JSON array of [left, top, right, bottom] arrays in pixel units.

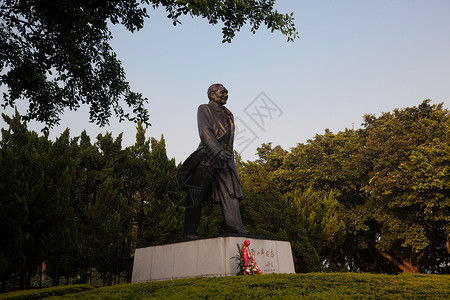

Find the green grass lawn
[[2, 273, 450, 299]]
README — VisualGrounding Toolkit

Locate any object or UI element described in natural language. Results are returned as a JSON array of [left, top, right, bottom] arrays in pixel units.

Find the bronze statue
[[177, 83, 249, 239]]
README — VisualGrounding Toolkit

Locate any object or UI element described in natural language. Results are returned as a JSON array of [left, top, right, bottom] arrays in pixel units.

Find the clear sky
[[2, 0, 449, 163]]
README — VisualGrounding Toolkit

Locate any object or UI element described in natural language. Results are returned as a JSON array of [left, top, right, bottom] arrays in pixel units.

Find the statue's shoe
[[232, 228, 250, 235]]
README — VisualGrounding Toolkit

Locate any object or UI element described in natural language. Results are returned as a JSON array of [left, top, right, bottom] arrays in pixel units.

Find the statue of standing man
[[177, 83, 249, 239]]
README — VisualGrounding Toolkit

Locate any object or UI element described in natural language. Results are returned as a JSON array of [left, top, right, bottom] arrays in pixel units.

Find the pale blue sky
[[2, 0, 449, 162]]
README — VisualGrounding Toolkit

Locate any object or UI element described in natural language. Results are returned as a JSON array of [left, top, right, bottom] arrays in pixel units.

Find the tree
[[135, 134, 183, 246], [0, 110, 74, 289], [238, 160, 286, 237], [39, 129, 77, 286], [360, 100, 450, 273], [87, 132, 125, 284], [282, 188, 347, 273], [239, 147, 349, 272], [0, 0, 298, 127], [122, 122, 182, 247], [0, 111, 34, 288], [243, 100, 449, 274]]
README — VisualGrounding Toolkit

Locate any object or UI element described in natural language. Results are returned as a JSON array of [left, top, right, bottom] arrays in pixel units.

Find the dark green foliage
[[154, 0, 299, 43], [199, 203, 224, 237], [12, 273, 449, 299], [122, 122, 183, 247], [0, 115, 183, 289], [0, 284, 93, 299], [0, 0, 297, 127], [0, 110, 74, 288], [239, 161, 286, 237]]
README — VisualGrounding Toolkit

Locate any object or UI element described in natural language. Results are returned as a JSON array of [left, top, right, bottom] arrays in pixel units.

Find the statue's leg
[[215, 170, 248, 234], [221, 195, 245, 233], [183, 165, 216, 238], [184, 192, 204, 237]]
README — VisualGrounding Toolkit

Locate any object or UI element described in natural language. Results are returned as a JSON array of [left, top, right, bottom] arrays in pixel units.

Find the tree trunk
[[19, 270, 24, 290], [39, 265, 42, 288], [25, 271, 31, 290], [355, 251, 369, 272], [446, 232, 450, 255], [374, 247, 420, 273]]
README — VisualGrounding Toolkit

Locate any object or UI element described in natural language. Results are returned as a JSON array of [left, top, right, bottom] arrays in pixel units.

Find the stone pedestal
[[131, 236, 295, 282]]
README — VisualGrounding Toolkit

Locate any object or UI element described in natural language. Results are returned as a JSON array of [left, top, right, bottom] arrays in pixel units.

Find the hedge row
[[0, 285, 93, 299], [46, 273, 450, 299]]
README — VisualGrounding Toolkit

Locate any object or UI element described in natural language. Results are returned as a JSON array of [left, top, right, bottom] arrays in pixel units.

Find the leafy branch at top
[[0, 0, 298, 128]]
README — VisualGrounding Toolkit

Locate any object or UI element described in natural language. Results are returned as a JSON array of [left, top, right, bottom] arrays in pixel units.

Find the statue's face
[[212, 86, 228, 106]]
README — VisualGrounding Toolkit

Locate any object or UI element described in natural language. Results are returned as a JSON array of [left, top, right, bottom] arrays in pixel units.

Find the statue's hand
[[218, 150, 232, 161]]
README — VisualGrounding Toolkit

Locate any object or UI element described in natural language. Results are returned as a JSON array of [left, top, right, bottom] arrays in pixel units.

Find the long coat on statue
[[177, 101, 243, 204]]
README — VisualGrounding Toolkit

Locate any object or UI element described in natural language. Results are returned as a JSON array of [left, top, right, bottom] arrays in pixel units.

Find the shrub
[[0, 284, 93, 299]]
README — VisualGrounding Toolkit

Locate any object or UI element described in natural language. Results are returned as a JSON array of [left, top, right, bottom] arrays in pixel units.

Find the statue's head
[[208, 83, 228, 106]]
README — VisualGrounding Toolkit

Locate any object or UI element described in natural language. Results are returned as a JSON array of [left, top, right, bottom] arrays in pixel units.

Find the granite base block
[[131, 236, 295, 282]]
